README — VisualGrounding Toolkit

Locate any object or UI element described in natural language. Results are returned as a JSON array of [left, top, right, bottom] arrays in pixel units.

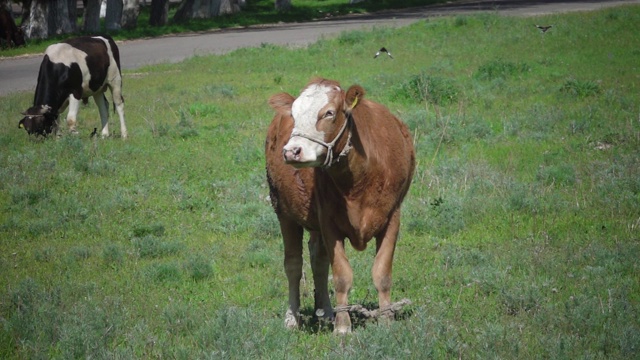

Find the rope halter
[[289, 114, 352, 168]]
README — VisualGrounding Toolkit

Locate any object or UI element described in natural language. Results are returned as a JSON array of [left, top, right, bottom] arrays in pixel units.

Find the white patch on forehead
[[291, 84, 331, 135]]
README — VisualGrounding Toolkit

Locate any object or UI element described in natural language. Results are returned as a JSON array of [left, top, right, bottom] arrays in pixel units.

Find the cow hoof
[[333, 324, 352, 335], [284, 309, 299, 329], [333, 312, 352, 334]]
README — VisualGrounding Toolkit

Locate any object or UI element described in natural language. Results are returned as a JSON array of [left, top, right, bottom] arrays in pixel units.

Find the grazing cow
[[18, 35, 127, 139], [265, 78, 415, 333], [0, 7, 25, 48]]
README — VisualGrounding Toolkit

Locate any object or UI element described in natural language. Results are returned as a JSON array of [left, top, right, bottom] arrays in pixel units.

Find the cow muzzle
[[283, 146, 303, 163]]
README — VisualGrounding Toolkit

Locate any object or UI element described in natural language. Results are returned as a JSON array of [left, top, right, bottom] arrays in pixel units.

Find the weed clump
[[474, 59, 530, 81], [132, 223, 166, 238], [394, 72, 459, 105], [560, 78, 601, 98], [184, 254, 213, 281], [133, 235, 183, 258], [102, 244, 125, 268]]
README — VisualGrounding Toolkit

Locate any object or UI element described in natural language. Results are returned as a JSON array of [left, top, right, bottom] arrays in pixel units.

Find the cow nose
[[283, 146, 302, 162]]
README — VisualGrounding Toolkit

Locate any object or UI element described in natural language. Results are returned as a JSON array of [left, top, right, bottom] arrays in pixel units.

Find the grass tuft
[[394, 72, 459, 105], [560, 78, 602, 98], [475, 59, 531, 81]]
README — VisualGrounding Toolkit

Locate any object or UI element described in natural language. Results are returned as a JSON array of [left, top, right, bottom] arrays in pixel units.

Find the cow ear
[[345, 85, 365, 113], [268, 93, 295, 114], [38, 105, 52, 115]]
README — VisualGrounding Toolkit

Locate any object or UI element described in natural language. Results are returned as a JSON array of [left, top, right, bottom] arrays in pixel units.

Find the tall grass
[[1, 5, 639, 358]]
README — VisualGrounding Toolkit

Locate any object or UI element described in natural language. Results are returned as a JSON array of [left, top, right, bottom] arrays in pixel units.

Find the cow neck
[[325, 113, 353, 168]]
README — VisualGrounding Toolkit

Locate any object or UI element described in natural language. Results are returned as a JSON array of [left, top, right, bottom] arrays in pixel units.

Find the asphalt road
[[0, 0, 637, 96]]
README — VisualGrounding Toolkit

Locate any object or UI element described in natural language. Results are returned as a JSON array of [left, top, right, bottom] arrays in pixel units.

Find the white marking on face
[[283, 84, 334, 165]]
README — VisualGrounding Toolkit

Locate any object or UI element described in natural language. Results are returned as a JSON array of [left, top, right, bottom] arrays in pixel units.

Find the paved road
[[1, 0, 637, 96]]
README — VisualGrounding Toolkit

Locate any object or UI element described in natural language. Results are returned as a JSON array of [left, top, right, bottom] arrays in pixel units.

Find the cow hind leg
[[66, 96, 82, 135], [308, 231, 332, 325], [372, 210, 401, 323], [94, 93, 110, 138], [280, 218, 304, 329]]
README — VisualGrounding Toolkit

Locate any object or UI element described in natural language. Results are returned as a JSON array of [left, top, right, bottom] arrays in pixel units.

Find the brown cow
[[265, 77, 415, 333], [0, 7, 25, 48]]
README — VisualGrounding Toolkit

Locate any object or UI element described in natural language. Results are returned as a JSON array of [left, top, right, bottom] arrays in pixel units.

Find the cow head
[[18, 105, 57, 137], [270, 79, 364, 168]]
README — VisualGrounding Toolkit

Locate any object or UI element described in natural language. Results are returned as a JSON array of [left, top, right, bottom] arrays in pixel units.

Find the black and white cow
[[19, 35, 127, 139]]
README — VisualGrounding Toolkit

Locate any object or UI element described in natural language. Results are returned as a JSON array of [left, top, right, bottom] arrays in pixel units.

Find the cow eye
[[324, 110, 335, 119]]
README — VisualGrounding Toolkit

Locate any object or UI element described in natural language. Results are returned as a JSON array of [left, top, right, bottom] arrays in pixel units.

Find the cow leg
[[94, 93, 110, 138], [110, 83, 127, 139], [65, 96, 81, 135], [280, 217, 304, 329], [325, 233, 353, 334], [372, 209, 400, 323], [308, 231, 332, 324]]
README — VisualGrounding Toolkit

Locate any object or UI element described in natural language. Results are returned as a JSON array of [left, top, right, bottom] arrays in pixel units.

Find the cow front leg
[[326, 236, 353, 334], [110, 86, 127, 139], [280, 218, 304, 329], [66, 96, 81, 135], [94, 93, 110, 138], [308, 231, 332, 325], [372, 210, 400, 323]]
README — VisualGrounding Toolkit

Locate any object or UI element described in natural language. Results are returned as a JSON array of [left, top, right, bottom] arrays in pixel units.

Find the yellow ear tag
[[19, 123, 23, 128], [350, 96, 359, 109]]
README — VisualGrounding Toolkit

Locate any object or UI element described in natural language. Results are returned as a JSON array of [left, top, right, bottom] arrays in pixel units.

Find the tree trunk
[[121, 0, 139, 29], [48, 0, 75, 36], [20, 0, 32, 27], [26, 0, 47, 39], [219, 0, 241, 15], [275, 0, 291, 11], [67, 0, 78, 30], [83, 0, 101, 32], [105, 0, 123, 30], [149, 0, 169, 26], [173, 0, 241, 22]]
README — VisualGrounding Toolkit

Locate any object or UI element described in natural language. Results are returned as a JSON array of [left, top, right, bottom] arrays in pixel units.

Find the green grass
[[1, 5, 640, 359]]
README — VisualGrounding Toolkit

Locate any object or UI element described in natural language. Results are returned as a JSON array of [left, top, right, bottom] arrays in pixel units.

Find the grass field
[[1, 4, 639, 359]]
